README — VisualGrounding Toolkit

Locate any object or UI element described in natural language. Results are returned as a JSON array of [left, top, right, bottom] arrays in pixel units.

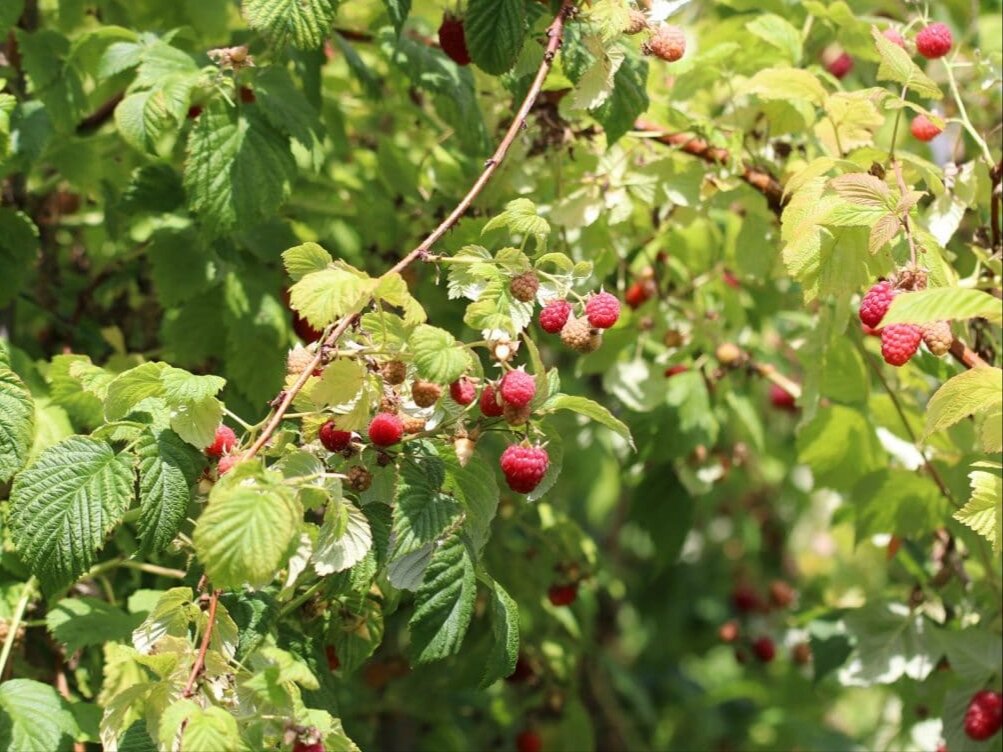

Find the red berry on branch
[[479, 383, 505, 417], [859, 280, 896, 328], [292, 741, 324, 752], [368, 412, 404, 447], [916, 23, 953, 59], [722, 269, 741, 289], [438, 15, 471, 66], [880, 324, 923, 366], [752, 636, 776, 663], [625, 280, 652, 309], [826, 51, 854, 79], [547, 582, 578, 606], [500, 369, 536, 408], [964, 690, 1003, 741], [910, 114, 942, 142], [718, 620, 740, 643], [319, 421, 352, 452], [449, 377, 477, 406], [500, 444, 549, 494], [217, 454, 240, 476], [539, 299, 572, 333], [731, 584, 762, 614], [665, 364, 689, 378], [515, 729, 542, 752], [769, 383, 797, 412], [585, 291, 621, 329], [206, 425, 237, 458]]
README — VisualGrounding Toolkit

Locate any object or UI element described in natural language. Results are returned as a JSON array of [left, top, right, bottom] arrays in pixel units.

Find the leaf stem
[[0, 577, 35, 680], [943, 59, 995, 165]]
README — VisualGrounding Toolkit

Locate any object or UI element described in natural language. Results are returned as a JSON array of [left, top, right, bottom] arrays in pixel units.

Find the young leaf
[[383, 0, 411, 38], [409, 325, 472, 384], [408, 534, 477, 664], [282, 242, 333, 281], [479, 578, 519, 688], [288, 266, 373, 329], [0, 367, 34, 483], [464, 0, 526, 75], [10, 437, 133, 593], [133, 428, 205, 554], [871, 26, 942, 100], [0, 679, 79, 752], [953, 463, 1001, 555], [924, 367, 1002, 438], [180, 706, 242, 752], [242, 0, 339, 49], [308, 359, 365, 408], [882, 288, 1003, 326]]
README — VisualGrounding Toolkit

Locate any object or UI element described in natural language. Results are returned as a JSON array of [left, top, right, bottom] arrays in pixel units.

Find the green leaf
[[252, 66, 323, 148], [465, 0, 526, 75], [169, 396, 223, 450], [441, 447, 499, 553], [10, 437, 133, 592], [392, 460, 461, 559], [540, 394, 634, 449], [410, 325, 472, 384], [193, 483, 301, 589], [479, 578, 519, 688], [0, 367, 34, 483], [924, 367, 1002, 438], [746, 14, 802, 64], [104, 362, 166, 420], [853, 470, 951, 541], [132, 587, 198, 654], [0, 209, 39, 308], [408, 534, 477, 664], [288, 265, 373, 329], [838, 602, 940, 686], [374, 272, 427, 326], [0, 679, 79, 752], [46, 597, 141, 653], [133, 428, 205, 554], [180, 706, 242, 752], [882, 288, 1003, 326], [383, 0, 411, 37], [242, 0, 340, 49], [482, 199, 550, 247], [592, 51, 649, 145], [954, 464, 1002, 555], [282, 242, 333, 281], [797, 405, 884, 489], [308, 359, 366, 408], [936, 626, 1003, 683], [871, 26, 942, 100], [313, 502, 373, 575]]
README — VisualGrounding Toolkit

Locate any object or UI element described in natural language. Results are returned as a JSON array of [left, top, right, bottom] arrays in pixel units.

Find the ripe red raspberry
[[539, 299, 572, 333], [217, 454, 240, 476], [752, 636, 776, 663], [449, 377, 476, 406], [292, 741, 324, 752], [585, 291, 621, 329], [911, 114, 942, 142], [368, 412, 404, 446], [206, 425, 237, 458], [916, 23, 953, 59], [499, 444, 549, 493], [859, 280, 896, 328], [239, 86, 255, 104], [437, 15, 470, 66], [964, 690, 1003, 741], [769, 383, 797, 412], [515, 729, 542, 752], [826, 51, 854, 79], [506, 655, 534, 683], [325, 644, 340, 671], [882, 28, 907, 48], [411, 379, 442, 408], [642, 24, 686, 62], [881, 324, 923, 366], [292, 310, 322, 342], [625, 280, 653, 309], [731, 584, 761, 614], [500, 369, 536, 408], [479, 383, 504, 417], [547, 582, 578, 606], [920, 320, 953, 356], [509, 271, 540, 303], [319, 421, 352, 452], [665, 364, 689, 378]]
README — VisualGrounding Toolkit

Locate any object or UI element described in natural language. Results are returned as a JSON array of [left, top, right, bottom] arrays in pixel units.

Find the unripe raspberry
[[319, 421, 352, 452], [921, 320, 953, 356], [663, 329, 684, 348], [379, 395, 398, 414], [964, 690, 1003, 741], [625, 280, 654, 309], [509, 271, 540, 303], [825, 51, 853, 79], [382, 360, 407, 386], [500, 369, 536, 408], [768, 580, 796, 609], [368, 412, 404, 446], [898, 266, 928, 291], [881, 324, 923, 366], [882, 28, 907, 48], [402, 415, 426, 434], [916, 23, 953, 59], [715, 342, 743, 367], [499, 443, 549, 493], [769, 383, 797, 412], [791, 642, 813, 665], [503, 402, 532, 427], [206, 425, 237, 458], [547, 582, 578, 606], [585, 291, 621, 328], [560, 317, 602, 353], [449, 377, 477, 406], [539, 299, 572, 333], [859, 280, 896, 328], [286, 345, 316, 376], [665, 364, 689, 378], [346, 465, 372, 492], [454, 436, 476, 467], [911, 114, 942, 142], [217, 453, 241, 476], [411, 379, 442, 408], [642, 24, 686, 62], [718, 620, 740, 643], [752, 636, 776, 663], [479, 383, 504, 417], [437, 14, 471, 66], [624, 9, 648, 35]]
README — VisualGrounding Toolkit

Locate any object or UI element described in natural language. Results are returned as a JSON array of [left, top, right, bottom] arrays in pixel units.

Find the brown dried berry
[[510, 271, 540, 303], [560, 317, 602, 354], [624, 8, 648, 35], [921, 320, 953, 357], [382, 360, 407, 385], [402, 416, 426, 434], [642, 24, 686, 62], [411, 380, 442, 408], [347, 465, 372, 492], [503, 401, 533, 427]]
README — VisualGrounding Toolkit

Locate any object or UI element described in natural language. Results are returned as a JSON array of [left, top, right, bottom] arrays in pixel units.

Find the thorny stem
[[243, 0, 577, 462], [182, 588, 222, 698], [0, 577, 35, 680]]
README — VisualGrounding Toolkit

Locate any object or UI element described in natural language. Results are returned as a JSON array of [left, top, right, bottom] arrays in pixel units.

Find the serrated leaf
[[134, 428, 205, 554], [568, 36, 625, 111], [541, 394, 634, 449], [868, 213, 900, 254], [465, 0, 526, 75], [0, 209, 39, 308], [288, 266, 373, 329], [743, 67, 827, 106], [829, 173, 893, 209], [392, 460, 461, 558], [0, 367, 34, 483], [374, 272, 427, 325], [408, 535, 476, 663], [104, 362, 166, 420], [853, 470, 950, 541], [242, 0, 340, 49], [954, 465, 1001, 554], [180, 706, 241, 752], [193, 483, 301, 589], [482, 199, 550, 246], [479, 578, 519, 688], [0, 679, 79, 752], [410, 325, 471, 384], [871, 26, 942, 100], [746, 14, 802, 64], [313, 502, 373, 575], [308, 359, 365, 408], [169, 396, 223, 450], [132, 587, 197, 655], [10, 437, 133, 593], [936, 625, 1003, 682], [924, 367, 1002, 438], [441, 446, 499, 553], [592, 51, 648, 145], [838, 602, 940, 686], [387, 543, 434, 590], [282, 242, 333, 281], [46, 597, 140, 654], [882, 288, 1003, 326]]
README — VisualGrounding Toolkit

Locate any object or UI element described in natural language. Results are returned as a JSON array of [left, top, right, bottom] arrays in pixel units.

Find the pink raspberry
[[499, 444, 549, 494], [826, 51, 853, 79], [449, 377, 476, 406], [769, 383, 797, 411], [499, 369, 536, 408], [964, 690, 1003, 741], [859, 280, 896, 328], [539, 299, 572, 333], [217, 454, 240, 476], [479, 383, 504, 417], [910, 114, 942, 142], [319, 421, 352, 452], [881, 324, 923, 366], [882, 28, 906, 48], [205, 425, 237, 458], [368, 412, 404, 446], [585, 291, 621, 329], [916, 23, 952, 59]]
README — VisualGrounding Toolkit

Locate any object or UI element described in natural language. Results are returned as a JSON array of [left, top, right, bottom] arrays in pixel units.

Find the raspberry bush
[[0, 2, 999, 752]]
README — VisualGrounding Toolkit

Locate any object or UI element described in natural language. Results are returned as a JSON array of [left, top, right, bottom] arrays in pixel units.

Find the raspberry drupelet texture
[[916, 23, 953, 59], [881, 324, 923, 366], [964, 690, 1003, 741], [206, 425, 237, 458], [859, 280, 896, 328], [479, 383, 505, 417], [449, 377, 477, 406], [217, 454, 240, 476], [561, 317, 602, 353], [319, 421, 352, 452], [642, 24, 686, 62], [499, 444, 549, 493], [585, 291, 621, 328], [539, 299, 572, 333], [368, 412, 404, 446], [752, 636, 776, 663], [500, 369, 536, 408], [509, 271, 540, 303], [411, 380, 442, 408]]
